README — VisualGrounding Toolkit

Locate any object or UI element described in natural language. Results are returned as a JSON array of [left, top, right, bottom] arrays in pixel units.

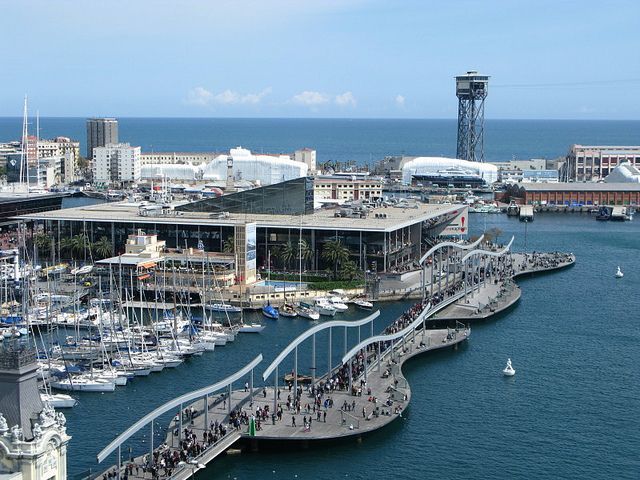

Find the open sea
[[1, 117, 640, 164], [1, 118, 639, 479]]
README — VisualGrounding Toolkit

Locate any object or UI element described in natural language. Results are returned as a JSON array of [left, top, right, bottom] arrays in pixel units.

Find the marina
[[93, 234, 574, 479]]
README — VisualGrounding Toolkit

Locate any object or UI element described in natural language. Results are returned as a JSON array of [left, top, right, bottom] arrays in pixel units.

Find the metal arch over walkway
[[261, 311, 380, 413], [341, 304, 433, 367], [261, 311, 380, 382], [460, 236, 514, 263], [418, 234, 484, 265], [97, 354, 263, 465]]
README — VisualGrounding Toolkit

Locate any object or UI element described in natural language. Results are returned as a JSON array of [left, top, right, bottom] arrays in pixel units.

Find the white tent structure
[[401, 156, 498, 185], [201, 147, 308, 184], [604, 162, 640, 183], [141, 163, 201, 181], [140, 147, 308, 184]]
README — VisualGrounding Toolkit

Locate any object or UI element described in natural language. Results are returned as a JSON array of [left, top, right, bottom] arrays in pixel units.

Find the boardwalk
[[96, 248, 575, 480]]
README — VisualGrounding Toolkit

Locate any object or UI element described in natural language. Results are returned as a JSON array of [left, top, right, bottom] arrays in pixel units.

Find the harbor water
[[57, 213, 640, 480], [1, 118, 638, 478]]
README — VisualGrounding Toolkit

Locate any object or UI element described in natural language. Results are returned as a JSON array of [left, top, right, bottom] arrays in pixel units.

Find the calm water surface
[[58, 213, 640, 480]]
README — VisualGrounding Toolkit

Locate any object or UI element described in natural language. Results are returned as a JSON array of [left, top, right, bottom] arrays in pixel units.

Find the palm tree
[[33, 233, 52, 257], [92, 236, 113, 259], [60, 237, 74, 259], [321, 239, 350, 280], [297, 239, 313, 271], [70, 234, 89, 260], [222, 235, 235, 253], [277, 242, 296, 271]]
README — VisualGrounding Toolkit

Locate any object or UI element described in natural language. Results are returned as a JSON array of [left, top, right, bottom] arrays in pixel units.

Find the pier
[[94, 240, 575, 479]]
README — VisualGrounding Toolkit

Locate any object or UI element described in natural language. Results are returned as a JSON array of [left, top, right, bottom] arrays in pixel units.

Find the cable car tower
[[455, 71, 489, 162]]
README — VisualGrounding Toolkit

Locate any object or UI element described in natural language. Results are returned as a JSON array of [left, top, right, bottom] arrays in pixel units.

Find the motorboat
[[238, 323, 266, 333], [328, 297, 349, 311], [206, 303, 242, 313], [70, 265, 93, 276], [354, 299, 374, 310], [503, 358, 516, 377], [615, 266, 624, 278], [262, 304, 279, 320], [279, 303, 298, 318], [296, 303, 320, 321], [314, 298, 337, 317], [40, 392, 77, 408]]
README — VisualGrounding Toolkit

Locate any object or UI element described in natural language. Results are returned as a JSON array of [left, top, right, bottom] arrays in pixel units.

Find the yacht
[[238, 323, 266, 333], [328, 297, 349, 311], [50, 375, 116, 392], [40, 392, 77, 408], [206, 303, 242, 313], [354, 299, 374, 310], [296, 303, 320, 320], [314, 298, 337, 317], [262, 304, 279, 320], [279, 303, 298, 318], [615, 266, 624, 278]]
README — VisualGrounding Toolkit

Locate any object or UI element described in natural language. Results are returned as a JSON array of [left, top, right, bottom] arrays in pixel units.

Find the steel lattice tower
[[456, 71, 489, 162]]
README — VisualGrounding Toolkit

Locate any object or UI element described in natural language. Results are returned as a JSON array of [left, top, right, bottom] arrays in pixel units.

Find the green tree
[[321, 239, 350, 280], [33, 233, 52, 257], [92, 236, 113, 259], [276, 242, 296, 270], [60, 237, 74, 258], [297, 239, 313, 270], [340, 260, 360, 281]]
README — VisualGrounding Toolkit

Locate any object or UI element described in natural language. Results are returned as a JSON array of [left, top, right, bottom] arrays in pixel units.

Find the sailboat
[[262, 251, 279, 319], [279, 303, 298, 318], [615, 266, 624, 278]]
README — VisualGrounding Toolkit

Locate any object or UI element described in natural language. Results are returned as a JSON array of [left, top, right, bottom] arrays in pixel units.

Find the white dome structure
[[401, 157, 498, 185], [201, 147, 308, 184]]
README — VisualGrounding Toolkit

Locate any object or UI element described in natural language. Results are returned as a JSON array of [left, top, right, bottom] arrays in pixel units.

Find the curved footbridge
[[95, 244, 574, 479]]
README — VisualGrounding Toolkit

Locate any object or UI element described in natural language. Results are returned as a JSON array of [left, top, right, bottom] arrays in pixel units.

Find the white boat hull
[[51, 378, 116, 392], [40, 393, 77, 408], [238, 324, 266, 333]]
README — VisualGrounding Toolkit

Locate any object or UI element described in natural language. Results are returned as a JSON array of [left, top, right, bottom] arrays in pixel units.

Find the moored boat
[[262, 304, 279, 320]]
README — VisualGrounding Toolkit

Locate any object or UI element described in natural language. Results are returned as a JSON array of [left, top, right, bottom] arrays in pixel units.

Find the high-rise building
[[86, 118, 118, 158], [93, 143, 141, 185]]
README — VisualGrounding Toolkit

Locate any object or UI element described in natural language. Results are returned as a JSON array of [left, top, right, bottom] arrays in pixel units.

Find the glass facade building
[[176, 177, 314, 215]]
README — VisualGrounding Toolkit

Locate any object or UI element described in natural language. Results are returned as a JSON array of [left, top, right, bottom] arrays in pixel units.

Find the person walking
[[292, 416, 296, 427]]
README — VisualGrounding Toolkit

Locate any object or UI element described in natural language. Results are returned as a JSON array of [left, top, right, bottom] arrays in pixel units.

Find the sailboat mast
[[20, 95, 29, 193]]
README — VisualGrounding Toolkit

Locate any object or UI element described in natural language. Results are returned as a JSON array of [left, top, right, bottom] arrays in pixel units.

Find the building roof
[[16, 200, 463, 233], [516, 182, 640, 192]]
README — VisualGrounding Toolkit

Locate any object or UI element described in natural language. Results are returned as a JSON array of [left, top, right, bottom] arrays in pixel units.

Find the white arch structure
[[261, 311, 380, 411], [97, 354, 263, 469], [459, 236, 514, 297], [418, 234, 485, 265], [419, 234, 485, 299]]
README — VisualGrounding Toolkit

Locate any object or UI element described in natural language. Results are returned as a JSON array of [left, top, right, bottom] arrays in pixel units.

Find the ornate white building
[[0, 349, 71, 480]]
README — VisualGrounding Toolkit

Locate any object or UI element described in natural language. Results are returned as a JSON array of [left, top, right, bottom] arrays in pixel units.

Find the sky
[[1, 0, 639, 119]]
